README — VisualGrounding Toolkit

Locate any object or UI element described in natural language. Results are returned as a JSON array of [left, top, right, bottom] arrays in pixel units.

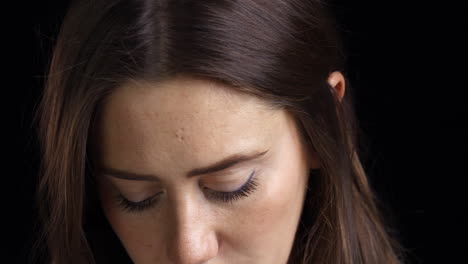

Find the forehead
[[95, 76, 289, 173]]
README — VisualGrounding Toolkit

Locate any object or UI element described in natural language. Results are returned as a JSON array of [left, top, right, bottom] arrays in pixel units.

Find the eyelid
[[108, 180, 163, 201], [203, 169, 256, 192], [115, 192, 163, 213], [204, 169, 258, 203], [123, 191, 163, 203]]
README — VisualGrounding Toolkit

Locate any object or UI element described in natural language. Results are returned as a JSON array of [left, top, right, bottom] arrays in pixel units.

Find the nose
[[166, 197, 219, 264]]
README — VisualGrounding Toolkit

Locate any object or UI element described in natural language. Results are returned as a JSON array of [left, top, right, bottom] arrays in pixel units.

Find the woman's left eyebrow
[[98, 149, 269, 182]]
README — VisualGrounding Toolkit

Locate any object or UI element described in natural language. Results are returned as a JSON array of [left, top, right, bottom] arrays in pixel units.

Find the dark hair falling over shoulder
[[32, 0, 406, 263]]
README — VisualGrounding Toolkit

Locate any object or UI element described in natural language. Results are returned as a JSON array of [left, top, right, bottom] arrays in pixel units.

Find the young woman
[[33, 0, 405, 263]]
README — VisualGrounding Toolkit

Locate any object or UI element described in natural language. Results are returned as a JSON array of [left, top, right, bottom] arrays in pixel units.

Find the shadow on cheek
[[84, 182, 133, 263]]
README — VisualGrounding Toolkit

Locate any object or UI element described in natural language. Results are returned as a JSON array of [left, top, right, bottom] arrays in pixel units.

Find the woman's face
[[94, 76, 318, 264]]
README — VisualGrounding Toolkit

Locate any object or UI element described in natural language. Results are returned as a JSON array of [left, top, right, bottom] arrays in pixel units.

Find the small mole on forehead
[[175, 127, 185, 141]]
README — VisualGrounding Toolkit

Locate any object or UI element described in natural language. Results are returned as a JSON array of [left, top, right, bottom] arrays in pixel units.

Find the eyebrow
[[98, 149, 269, 182]]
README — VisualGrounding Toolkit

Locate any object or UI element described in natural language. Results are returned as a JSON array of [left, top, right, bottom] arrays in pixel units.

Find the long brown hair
[[32, 0, 405, 263]]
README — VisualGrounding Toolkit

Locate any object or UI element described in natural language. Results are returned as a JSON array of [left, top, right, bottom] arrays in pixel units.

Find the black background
[[21, 0, 467, 263]]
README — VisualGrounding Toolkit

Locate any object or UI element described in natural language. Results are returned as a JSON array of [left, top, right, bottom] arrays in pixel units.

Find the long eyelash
[[115, 193, 161, 213], [115, 170, 259, 213], [205, 170, 259, 204]]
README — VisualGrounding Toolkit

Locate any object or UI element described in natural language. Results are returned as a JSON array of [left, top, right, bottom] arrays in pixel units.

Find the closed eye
[[203, 169, 258, 203], [115, 192, 163, 213], [114, 169, 259, 214]]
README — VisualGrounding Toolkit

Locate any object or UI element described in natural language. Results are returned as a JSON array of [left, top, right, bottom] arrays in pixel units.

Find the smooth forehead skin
[[94, 76, 313, 264]]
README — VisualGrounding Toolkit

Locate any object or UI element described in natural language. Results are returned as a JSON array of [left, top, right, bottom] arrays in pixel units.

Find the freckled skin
[[94, 76, 320, 264]]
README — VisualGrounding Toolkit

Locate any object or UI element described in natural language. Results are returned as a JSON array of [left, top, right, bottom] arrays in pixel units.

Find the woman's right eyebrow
[[98, 149, 269, 182], [98, 167, 160, 182]]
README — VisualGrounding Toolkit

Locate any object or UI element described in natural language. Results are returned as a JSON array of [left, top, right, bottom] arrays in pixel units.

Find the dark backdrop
[[22, 1, 467, 263]]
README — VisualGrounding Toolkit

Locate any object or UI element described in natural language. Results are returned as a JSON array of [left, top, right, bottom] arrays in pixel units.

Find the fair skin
[[94, 72, 345, 264]]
